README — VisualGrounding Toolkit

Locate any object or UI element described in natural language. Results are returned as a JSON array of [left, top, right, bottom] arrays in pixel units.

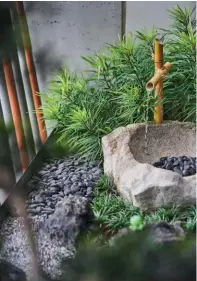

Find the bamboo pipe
[[146, 62, 172, 91], [16, 1, 47, 144], [9, 6, 36, 160], [10, 6, 42, 153], [146, 39, 172, 124], [2, 57, 30, 172], [154, 39, 163, 124]]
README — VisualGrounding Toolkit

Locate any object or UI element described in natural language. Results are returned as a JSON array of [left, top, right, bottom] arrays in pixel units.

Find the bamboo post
[[146, 40, 172, 124], [154, 39, 163, 124], [16, 1, 47, 144]]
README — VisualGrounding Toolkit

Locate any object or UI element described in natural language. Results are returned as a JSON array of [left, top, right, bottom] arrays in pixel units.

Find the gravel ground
[[0, 155, 102, 280], [0, 217, 75, 280]]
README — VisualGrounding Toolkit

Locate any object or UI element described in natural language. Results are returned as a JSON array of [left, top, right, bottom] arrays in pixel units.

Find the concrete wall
[[126, 1, 196, 34], [24, 1, 122, 92]]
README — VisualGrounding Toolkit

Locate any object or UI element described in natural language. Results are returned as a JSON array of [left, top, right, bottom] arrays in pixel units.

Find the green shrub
[[40, 5, 196, 161], [161, 5, 196, 121]]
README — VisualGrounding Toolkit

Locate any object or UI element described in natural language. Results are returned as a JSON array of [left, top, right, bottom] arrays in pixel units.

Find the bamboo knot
[[154, 60, 163, 63]]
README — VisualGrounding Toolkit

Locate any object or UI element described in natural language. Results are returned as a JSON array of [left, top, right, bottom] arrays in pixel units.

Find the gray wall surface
[[24, 1, 122, 92], [126, 1, 196, 34]]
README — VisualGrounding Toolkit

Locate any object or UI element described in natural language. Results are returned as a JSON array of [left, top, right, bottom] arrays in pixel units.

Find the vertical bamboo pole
[[154, 39, 163, 124], [16, 1, 47, 144], [10, 5, 42, 153], [121, 1, 126, 41], [2, 57, 29, 172], [8, 6, 36, 160], [0, 101, 16, 194]]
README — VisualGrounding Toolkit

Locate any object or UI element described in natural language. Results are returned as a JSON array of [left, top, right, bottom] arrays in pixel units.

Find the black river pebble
[[25, 156, 102, 218], [152, 156, 196, 177]]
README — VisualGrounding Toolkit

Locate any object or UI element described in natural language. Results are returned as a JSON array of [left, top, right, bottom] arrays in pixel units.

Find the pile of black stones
[[152, 156, 196, 177], [26, 155, 102, 219]]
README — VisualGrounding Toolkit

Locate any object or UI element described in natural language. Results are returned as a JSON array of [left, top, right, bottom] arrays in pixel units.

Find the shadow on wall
[[23, 1, 122, 91], [24, 1, 71, 89], [32, 43, 62, 89]]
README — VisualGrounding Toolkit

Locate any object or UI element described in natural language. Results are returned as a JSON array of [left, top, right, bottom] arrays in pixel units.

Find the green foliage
[[92, 193, 140, 233], [40, 5, 196, 161], [75, 230, 108, 250], [161, 6, 196, 122], [92, 176, 196, 234], [92, 176, 141, 233], [182, 206, 196, 231]]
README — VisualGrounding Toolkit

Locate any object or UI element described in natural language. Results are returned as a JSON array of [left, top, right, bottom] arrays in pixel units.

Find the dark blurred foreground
[[60, 229, 196, 281], [0, 215, 196, 281]]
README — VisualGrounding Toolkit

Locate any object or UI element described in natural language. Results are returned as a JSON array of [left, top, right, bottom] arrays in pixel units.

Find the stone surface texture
[[42, 195, 94, 246], [102, 122, 196, 210]]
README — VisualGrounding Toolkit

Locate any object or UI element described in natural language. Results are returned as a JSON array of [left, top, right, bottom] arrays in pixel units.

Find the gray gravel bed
[[0, 155, 102, 280], [0, 217, 75, 281]]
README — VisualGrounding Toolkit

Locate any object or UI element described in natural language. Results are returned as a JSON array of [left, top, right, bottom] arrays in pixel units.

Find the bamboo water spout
[[146, 39, 172, 124], [146, 62, 172, 91]]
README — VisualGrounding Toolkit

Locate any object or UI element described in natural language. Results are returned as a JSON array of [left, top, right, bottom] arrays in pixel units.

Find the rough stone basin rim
[[102, 121, 196, 210]]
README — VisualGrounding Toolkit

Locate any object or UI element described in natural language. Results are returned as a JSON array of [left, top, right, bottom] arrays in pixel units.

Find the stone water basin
[[102, 121, 196, 210]]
